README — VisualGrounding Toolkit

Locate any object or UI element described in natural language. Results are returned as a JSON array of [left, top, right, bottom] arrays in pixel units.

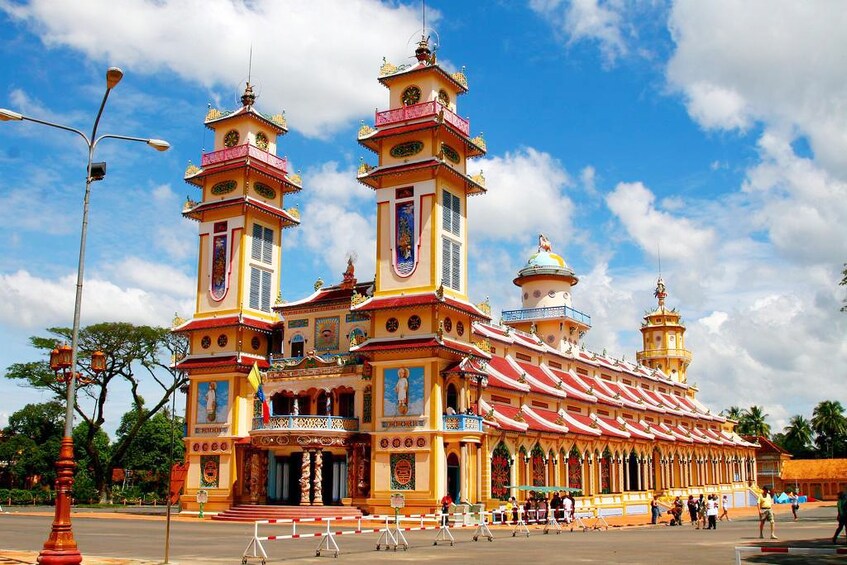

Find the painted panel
[[197, 380, 229, 424], [210, 233, 228, 300], [200, 455, 220, 488], [395, 200, 416, 276], [314, 316, 340, 351], [383, 366, 424, 417], [390, 453, 416, 490]]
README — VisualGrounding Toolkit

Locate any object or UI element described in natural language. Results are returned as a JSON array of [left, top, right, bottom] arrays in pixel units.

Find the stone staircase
[[211, 504, 363, 522]]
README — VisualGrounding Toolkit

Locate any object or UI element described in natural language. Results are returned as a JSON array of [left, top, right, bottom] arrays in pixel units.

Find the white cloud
[[1, 0, 430, 137], [605, 181, 716, 261], [473, 147, 575, 248], [0, 268, 193, 330], [530, 0, 628, 66]]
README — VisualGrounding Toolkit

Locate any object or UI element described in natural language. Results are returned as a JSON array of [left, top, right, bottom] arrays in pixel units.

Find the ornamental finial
[[654, 276, 667, 308], [241, 82, 256, 107]]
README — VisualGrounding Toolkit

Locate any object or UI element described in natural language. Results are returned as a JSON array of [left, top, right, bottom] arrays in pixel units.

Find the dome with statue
[[513, 233, 578, 285]]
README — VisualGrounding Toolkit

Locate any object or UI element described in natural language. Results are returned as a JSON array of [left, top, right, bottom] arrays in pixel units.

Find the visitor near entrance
[[833, 491, 847, 544]]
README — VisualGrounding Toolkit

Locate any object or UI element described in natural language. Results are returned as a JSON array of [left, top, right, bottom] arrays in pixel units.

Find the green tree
[[738, 405, 771, 438], [811, 400, 847, 458], [722, 406, 744, 423], [0, 402, 65, 488], [4, 322, 187, 501], [781, 415, 814, 457], [114, 407, 185, 498]]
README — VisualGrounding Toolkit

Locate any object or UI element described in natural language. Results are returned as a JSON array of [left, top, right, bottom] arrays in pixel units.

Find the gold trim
[[205, 107, 222, 121], [379, 57, 398, 77]]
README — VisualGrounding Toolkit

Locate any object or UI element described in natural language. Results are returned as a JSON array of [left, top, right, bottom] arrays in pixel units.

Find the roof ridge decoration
[[451, 66, 468, 89], [171, 312, 186, 328], [474, 338, 491, 353], [476, 296, 491, 316], [471, 132, 486, 151], [184, 161, 200, 177], [350, 290, 367, 308], [358, 120, 375, 138], [379, 57, 398, 77]]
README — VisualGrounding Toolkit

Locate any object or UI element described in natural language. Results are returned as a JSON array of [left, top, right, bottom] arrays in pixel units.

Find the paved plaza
[[0, 503, 845, 564]]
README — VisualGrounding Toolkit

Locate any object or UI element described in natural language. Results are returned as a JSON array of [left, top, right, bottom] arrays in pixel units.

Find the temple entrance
[[321, 452, 348, 505], [446, 453, 460, 503], [272, 452, 303, 505], [627, 452, 639, 491]]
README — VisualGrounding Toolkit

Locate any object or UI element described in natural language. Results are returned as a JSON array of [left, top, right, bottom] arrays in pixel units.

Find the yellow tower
[[174, 84, 301, 511], [636, 277, 692, 384], [351, 37, 491, 512]]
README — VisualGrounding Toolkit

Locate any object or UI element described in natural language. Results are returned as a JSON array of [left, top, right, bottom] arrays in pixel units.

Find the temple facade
[[174, 38, 758, 518]]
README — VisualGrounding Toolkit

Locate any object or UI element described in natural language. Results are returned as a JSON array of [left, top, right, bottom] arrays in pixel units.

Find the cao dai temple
[[173, 37, 759, 519]]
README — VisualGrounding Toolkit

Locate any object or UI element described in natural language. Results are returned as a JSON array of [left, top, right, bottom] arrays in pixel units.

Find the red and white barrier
[[734, 546, 847, 564]]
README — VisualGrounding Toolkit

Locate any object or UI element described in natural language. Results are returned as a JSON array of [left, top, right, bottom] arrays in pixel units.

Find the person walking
[[687, 495, 698, 528], [758, 486, 777, 539], [698, 494, 707, 529], [563, 492, 574, 524], [719, 494, 731, 522], [789, 491, 800, 521], [706, 494, 719, 530], [833, 491, 847, 544]]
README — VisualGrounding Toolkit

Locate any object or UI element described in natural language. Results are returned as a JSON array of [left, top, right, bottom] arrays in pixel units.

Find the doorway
[[446, 453, 460, 503]]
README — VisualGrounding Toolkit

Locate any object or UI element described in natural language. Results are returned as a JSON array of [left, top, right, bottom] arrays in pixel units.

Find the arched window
[[446, 383, 458, 412], [290, 334, 305, 358], [491, 442, 511, 500]]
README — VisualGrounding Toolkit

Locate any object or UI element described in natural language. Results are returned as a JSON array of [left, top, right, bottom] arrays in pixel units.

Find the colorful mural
[[490, 442, 511, 500], [568, 449, 583, 490], [200, 455, 220, 488], [314, 316, 340, 351], [531, 444, 545, 487], [197, 380, 229, 424], [390, 453, 415, 490], [210, 234, 227, 300], [394, 201, 415, 276], [383, 366, 424, 417]]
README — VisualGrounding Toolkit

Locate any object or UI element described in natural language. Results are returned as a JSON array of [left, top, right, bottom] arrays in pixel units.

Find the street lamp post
[[1, 67, 169, 565]]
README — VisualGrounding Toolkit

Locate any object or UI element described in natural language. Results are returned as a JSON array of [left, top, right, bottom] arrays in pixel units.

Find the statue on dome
[[654, 276, 667, 307], [538, 233, 552, 253]]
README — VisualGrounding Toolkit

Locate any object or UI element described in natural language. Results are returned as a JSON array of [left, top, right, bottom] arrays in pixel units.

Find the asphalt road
[[0, 505, 844, 564]]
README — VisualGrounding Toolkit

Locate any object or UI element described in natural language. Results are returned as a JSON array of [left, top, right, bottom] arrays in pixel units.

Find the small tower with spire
[[502, 234, 591, 350], [636, 276, 692, 383]]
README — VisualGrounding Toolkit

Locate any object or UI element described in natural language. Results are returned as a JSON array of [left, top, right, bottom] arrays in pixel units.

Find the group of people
[[658, 493, 728, 528], [500, 491, 578, 524]]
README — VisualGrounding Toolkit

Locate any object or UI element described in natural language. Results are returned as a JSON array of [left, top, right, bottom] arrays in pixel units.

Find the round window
[[401, 85, 421, 106], [443, 317, 452, 332], [223, 129, 240, 147], [255, 132, 269, 150], [548, 290, 556, 298], [533, 290, 542, 298], [408, 315, 421, 330], [456, 321, 465, 336], [251, 336, 261, 350], [201, 335, 211, 349], [386, 317, 399, 333], [217, 334, 228, 347]]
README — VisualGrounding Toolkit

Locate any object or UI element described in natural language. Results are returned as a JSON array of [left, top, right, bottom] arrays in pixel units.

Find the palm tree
[[739, 406, 771, 438], [812, 400, 847, 458], [782, 415, 813, 455], [722, 406, 744, 422]]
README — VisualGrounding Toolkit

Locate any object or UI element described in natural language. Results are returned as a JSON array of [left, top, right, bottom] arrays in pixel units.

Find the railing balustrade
[[253, 414, 359, 432], [443, 413, 484, 432], [501, 305, 592, 326], [375, 101, 470, 136], [201, 144, 289, 173]]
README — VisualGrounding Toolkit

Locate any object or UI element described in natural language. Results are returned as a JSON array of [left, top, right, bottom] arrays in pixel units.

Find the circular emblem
[[401, 85, 421, 106], [220, 441, 229, 451], [390, 141, 424, 158], [211, 442, 219, 451], [456, 321, 465, 336], [408, 315, 421, 331], [192, 443, 200, 452], [392, 437, 402, 448], [523, 292, 529, 300], [201, 335, 211, 349], [533, 289, 542, 298], [251, 336, 261, 350], [548, 290, 556, 298], [444, 317, 452, 332], [386, 317, 399, 333], [254, 182, 276, 199], [416, 437, 426, 447], [437, 89, 450, 107], [223, 129, 240, 148], [202, 442, 209, 451], [211, 180, 237, 196], [393, 459, 413, 486], [404, 437, 414, 447], [255, 131, 269, 150], [217, 334, 228, 347], [380, 438, 390, 448]]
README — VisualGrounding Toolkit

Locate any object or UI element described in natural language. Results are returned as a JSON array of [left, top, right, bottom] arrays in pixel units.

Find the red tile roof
[[173, 315, 276, 333], [352, 292, 490, 320]]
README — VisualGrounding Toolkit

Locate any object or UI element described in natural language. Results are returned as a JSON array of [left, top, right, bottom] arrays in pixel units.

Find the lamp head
[[0, 108, 24, 121], [106, 67, 124, 89], [147, 138, 170, 152]]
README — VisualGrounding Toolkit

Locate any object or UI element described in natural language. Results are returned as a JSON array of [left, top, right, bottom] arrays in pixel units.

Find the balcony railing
[[636, 348, 692, 361], [443, 413, 484, 432], [253, 414, 359, 432], [201, 144, 289, 174], [375, 101, 470, 136], [501, 305, 591, 326]]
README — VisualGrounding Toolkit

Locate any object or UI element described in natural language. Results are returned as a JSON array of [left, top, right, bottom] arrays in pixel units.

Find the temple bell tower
[[636, 277, 692, 384]]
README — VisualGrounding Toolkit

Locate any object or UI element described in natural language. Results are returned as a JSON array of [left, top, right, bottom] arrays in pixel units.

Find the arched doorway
[[446, 383, 458, 413], [446, 452, 460, 503], [627, 451, 639, 491]]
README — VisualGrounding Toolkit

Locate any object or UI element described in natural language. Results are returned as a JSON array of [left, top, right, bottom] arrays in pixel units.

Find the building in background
[[174, 36, 758, 519]]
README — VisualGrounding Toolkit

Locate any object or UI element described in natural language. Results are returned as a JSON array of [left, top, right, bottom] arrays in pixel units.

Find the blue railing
[[501, 305, 591, 326], [443, 414, 484, 432], [252, 414, 359, 432]]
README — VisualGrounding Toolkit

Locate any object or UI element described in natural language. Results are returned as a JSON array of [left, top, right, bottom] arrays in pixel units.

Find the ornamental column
[[313, 450, 324, 506], [300, 450, 312, 505]]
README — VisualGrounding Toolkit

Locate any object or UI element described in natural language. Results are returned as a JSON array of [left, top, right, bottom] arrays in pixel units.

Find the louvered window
[[441, 237, 461, 291], [442, 190, 461, 236], [251, 223, 274, 264], [249, 267, 272, 312]]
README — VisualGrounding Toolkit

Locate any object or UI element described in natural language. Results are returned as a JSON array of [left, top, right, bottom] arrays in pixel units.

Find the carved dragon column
[[300, 450, 312, 505], [313, 450, 324, 506]]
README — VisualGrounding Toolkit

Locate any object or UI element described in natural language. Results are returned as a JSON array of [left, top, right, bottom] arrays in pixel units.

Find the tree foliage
[[0, 402, 65, 489], [811, 400, 847, 457], [736, 405, 771, 437], [4, 322, 187, 500]]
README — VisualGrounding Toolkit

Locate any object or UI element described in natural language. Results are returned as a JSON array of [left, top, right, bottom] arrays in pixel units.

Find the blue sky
[[0, 0, 845, 436]]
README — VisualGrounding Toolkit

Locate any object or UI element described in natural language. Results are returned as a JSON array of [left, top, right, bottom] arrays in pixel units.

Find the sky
[[0, 0, 845, 438]]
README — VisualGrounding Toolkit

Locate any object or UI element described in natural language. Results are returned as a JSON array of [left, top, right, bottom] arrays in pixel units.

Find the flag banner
[[247, 362, 261, 393]]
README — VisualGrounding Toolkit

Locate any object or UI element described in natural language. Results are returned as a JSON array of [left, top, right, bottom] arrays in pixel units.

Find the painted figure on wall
[[395, 201, 415, 275], [314, 317, 340, 351], [384, 366, 424, 417], [197, 381, 229, 424], [210, 233, 228, 300]]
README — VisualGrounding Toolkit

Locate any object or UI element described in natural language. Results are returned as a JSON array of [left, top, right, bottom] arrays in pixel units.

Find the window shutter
[[442, 190, 451, 232], [450, 193, 460, 236], [261, 227, 273, 264], [251, 224, 263, 261], [249, 267, 260, 309], [441, 237, 451, 288], [261, 270, 272, 311], [451, 240, 461, 290]]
